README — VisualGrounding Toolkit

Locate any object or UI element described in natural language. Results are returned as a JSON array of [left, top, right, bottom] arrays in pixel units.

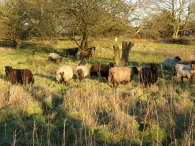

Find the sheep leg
[[189, 77, 193, 84], [113, 81, 119, 87], [181, 77, 184, 83], [144, 81, 147, 88]]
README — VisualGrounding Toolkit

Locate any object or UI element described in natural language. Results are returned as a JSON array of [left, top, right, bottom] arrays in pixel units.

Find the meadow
[[0, 38, 194, 146]]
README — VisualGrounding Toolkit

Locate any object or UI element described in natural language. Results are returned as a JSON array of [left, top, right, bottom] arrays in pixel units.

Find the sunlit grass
[[0, 38, 194, 145]]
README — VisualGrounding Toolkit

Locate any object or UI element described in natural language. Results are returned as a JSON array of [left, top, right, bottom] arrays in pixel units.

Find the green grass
[[0, 38, 194, 146]]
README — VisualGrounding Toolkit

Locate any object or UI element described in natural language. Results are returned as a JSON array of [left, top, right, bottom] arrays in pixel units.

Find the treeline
[[0, 0, 194, 49]]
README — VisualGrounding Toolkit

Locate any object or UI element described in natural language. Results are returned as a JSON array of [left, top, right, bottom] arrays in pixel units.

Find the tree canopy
[[0, 0, 194, 48]]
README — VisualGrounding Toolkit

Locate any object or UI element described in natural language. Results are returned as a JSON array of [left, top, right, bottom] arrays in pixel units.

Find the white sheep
[[48, 53, 62, 63], [163, 56, 181, 69], [108, 67, 138, 87], [174, 64, 195, 83], [75, 65, 89, 81], [56, 65, 73, 85]]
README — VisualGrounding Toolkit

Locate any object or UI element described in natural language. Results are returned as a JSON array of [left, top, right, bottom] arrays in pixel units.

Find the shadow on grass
[[0, 73, 6, 82], [0, 40, 16, 48], [34, 73, 55, 82], [0, 40, 61, 55]]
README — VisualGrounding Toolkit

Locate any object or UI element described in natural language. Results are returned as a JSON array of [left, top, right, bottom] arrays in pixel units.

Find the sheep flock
[[4, 47, 195, 88]]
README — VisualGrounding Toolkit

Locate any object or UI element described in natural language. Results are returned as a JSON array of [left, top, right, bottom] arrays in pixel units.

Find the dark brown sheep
[[21, 69, 34, 84], [5, 66, 34, 85], [64, 47, 79, 57], [90, 63, 114, 79], [139, 63, 158, 87]]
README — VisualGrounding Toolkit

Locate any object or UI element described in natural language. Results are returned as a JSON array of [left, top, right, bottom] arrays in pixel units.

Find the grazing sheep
[[90, 63, 114, 79], [48, 53, 62, 63], [75, 65, 89, 81], [5, 66, 34, 85], [163, 56, 181, 69], [108, 66, 138, 87], [64, 47, 79, 57], [79, 47, 95, 59], [139, 63, 158, 87], [56, 65, 73, 85], [174, 64, 195, 83], [21, 69, 34, 84]]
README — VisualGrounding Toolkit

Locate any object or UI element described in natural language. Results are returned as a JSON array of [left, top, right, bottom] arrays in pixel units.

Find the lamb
[[90, 63, 114, 79], [108, 66, 138, 87], [79, 47, 95, 59], [48, 53, 62, 63], [75, 65, 89, 81], [174, 64, 195, 83], [139, 63, 158, 87], [5, 66, 34, 85], [163, 56, 181, 69], [56, 65, 73, 85], [64, 47, 79, 57]]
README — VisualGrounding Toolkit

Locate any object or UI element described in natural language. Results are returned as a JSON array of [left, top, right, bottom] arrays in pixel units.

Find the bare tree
[[65, 0, 132, 50], [156, 0, 194, 38]]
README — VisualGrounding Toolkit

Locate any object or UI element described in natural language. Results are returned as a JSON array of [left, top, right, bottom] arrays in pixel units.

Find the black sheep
[[139, 63, 158, 87], [64, 47, 79, 57]]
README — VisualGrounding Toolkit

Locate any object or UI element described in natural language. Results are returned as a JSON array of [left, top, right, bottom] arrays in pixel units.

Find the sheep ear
[[60, 72, 64, 75], [5, 66, 11, 69]]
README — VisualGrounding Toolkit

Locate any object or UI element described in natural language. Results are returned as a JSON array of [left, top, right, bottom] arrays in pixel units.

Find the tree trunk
[[80, 25, 88, 50], [13, 39, 21, 49], [120, 41, 133, 66], [113, 45, 120, 66]]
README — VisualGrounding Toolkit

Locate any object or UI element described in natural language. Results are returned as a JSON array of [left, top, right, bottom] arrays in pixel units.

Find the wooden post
[[113, 45, 120, 66], [120, 41, 134, 66]]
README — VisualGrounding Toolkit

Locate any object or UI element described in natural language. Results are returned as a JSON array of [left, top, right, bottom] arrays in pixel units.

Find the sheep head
[[175, 56, 181, 62], [131, 67, 139, 75], [191, 64, 195, 70], [5, 66, 13, 74], [109, 62, 115, 68], [150, 63, 158, 72]]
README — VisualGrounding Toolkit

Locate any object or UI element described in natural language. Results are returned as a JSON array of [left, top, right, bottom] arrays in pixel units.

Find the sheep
[[75, 65, 89, 81], [108, 66, 138, 87], [48, 53, 62, 63], [64, 47, 79, 57], [174, 64, 195, 83], [90, 63, 114, 79], [21, 69, 34, 85], [56, 65, 73, 85], [5, 66, 34, 85], [86, 46, 95, 51], [79, 47, 95, 59], [163, 56, 181, 69], [139, 63, 158, 87]]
